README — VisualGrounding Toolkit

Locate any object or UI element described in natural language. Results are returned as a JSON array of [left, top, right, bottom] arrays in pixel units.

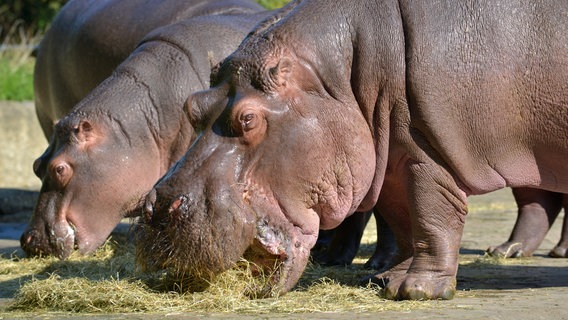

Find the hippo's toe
[[549, 246, 568, 258], [486, 242, 525, 258], [384, 273, 456, 300]]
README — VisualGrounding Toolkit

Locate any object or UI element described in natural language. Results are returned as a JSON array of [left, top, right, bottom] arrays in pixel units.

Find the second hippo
[[22, 0, 272, 258]]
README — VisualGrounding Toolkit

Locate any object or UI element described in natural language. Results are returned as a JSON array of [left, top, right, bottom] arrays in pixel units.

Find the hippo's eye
[[55, 165, 65, 175], [240, 113, 256, 131], [233, 108, 267, 147], [50, 162, 72, 188]]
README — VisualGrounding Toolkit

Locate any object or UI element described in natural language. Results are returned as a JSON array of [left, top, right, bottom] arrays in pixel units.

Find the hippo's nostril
[[169, 195, 187, 212], [20, 229, 46, 257], [21, 229, 36, 246], [169, 195, 190, 222], [21, 233, 31, 247]]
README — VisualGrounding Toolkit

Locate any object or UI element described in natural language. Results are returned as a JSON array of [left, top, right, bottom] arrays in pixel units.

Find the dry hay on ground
[[1, 235, 431, 316]]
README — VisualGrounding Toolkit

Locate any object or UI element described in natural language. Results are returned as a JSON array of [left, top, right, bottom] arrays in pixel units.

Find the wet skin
[[137, 0, 568, 299]]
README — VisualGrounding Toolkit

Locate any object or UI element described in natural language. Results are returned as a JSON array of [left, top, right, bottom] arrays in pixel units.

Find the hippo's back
[[398, 0, 568, 194], [34, 0, 264, 139]]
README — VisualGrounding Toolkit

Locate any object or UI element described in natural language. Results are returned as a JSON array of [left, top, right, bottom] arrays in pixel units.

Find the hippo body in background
[[34, 0, 265, 140], [23, 0, 269, 258], [488, 189, 568, 258], [312, 210, 397, 270], [137, 0, 568, 300]]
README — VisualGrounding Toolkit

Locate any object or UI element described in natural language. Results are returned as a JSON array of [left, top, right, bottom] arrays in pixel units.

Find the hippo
[[33, 0, 266, 140], [22, 0, 271, 258], [136, 0, 568, 300], [488, 189, 568, 258]]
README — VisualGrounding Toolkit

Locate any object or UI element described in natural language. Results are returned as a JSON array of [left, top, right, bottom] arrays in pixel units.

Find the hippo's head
[[21, 117, 156, 258], [21, 80, 192, 259], [136, 26, 376, 295]]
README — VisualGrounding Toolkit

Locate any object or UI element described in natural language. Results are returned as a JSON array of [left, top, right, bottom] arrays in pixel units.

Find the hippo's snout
[[20, 228, 49, 257], [20, 221, 76, 259]]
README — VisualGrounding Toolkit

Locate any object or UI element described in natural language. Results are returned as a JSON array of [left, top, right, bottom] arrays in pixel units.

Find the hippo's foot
[[364, 248, 397, 271], [361, 256, 411, 287], [486, 241, 527, 258], [365, 257, 456, 300], [549, 245, 568, 258], [310, 245, 357, 266], [383, 273, 456, 300]]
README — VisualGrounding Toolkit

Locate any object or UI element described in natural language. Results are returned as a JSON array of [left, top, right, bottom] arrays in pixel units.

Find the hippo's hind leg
[[311, 209, 398, 269], [487, 188, 563, 258], [364, 212, 398, 270], [549, 194, 568, 257]]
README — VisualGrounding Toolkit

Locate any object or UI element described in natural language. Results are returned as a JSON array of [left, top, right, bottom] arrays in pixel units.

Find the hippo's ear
[[185, 88, 226, 131], [74, 120, 98, 145], [268, 57, 293, 88]]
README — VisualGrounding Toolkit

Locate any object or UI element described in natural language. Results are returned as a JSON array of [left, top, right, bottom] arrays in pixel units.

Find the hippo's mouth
[[50, 220, 78, 259], [21, 219, 78, 259], [134, 180, 316, 297]]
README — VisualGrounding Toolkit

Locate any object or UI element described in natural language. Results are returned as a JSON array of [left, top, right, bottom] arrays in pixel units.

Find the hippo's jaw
[[244, 213, 317, 297], [135, 182, 257, 291], [243, 181, 319, 296], [21, 205, 111, 260], [21, 185, 142, 259], [136, 176, 317, 296]]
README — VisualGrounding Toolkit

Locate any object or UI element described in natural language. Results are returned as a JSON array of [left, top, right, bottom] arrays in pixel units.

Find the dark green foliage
[[0, 0, 68, 43]]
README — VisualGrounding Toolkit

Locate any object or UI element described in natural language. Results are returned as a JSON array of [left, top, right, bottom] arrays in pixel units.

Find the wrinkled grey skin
[[488, 189, 568, 258], [138, 0, 568, 299], [23, 0, 268, 259], [33, 0, 264, 139]]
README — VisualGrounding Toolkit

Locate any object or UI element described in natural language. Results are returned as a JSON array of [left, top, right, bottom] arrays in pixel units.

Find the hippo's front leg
[[384, 162, 467, 300]]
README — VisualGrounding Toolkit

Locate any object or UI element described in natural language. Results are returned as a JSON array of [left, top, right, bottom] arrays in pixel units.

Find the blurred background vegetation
[[0, 0, 289, 101], [0, 0, 67, 44]]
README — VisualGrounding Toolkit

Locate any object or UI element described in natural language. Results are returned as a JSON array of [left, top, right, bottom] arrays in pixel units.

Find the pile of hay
[[0, 228, 432, 316]]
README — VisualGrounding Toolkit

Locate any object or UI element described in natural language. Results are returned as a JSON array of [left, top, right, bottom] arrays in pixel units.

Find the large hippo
[[136, 0, 568, 300], [22, 0, 271, 258], [488, 189, 568, 258]]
